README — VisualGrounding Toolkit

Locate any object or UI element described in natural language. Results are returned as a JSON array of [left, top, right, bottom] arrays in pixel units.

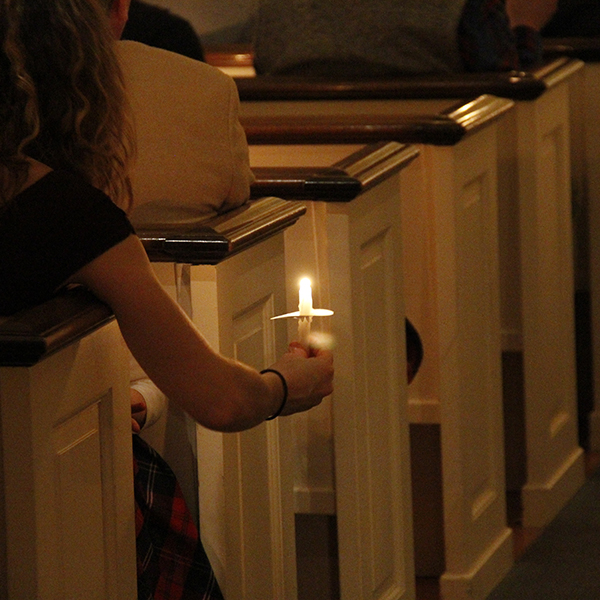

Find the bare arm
[[69, 234, 333, 432]]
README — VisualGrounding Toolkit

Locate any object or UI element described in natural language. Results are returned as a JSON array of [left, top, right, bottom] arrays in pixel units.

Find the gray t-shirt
[[253, 0, 468, 76]]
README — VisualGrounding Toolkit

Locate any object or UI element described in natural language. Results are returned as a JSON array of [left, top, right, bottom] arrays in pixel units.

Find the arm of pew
[[241, 94, 512, 147], [235, 65, 547, 101], [135, 194, 307, 599], [0, 288, 136, 598], [234, 58, 587, 102], [250, 167, 362, 200], [0, 286, 113, 366], [544, 37, 600, 62], [137, 195, 306, 263]]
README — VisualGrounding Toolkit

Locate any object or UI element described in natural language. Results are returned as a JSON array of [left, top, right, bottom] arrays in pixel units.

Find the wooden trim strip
[[333, 141, 420, 192], [531, 57, 584, 89], [250, 167, 362, 201], [204, 44, 254, 68], [0, 287, 113, 366], [206, 196, 306, 256], [544, 38, 600, 63], [139, 197, 306, 263], [138, 228, 231, 265], [243, 95, 513, 146], [236, 70, 546, 101], [444, 94, 515, 136], [242, 113, 465, 146]]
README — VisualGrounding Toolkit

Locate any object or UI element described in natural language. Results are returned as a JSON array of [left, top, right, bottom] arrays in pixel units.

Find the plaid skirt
[[133, 435, 224, 600]]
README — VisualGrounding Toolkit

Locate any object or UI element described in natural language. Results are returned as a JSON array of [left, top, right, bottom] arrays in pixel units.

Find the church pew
[[0, 287, 136, 599], [139, 149, 418, 600], [236, 58, 586, 535], [138, 196, 308, 600], [543, 38, 600, 454], [246, 121, 513, 600]]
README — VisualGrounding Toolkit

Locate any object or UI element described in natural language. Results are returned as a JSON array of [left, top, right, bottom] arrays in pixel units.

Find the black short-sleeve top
[[0, 170, 134, 315]]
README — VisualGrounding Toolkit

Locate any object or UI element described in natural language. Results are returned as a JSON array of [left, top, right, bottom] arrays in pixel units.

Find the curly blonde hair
[[0, 0, 135, 210]]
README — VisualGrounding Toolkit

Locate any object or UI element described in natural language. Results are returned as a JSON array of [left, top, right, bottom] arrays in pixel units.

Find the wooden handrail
[[138, 196, 306, 263], [251, 143, 419, 199], [236, 68, 547, 102], [243, 95, 513, 146], [234, 58, 588, 102], [137, 227, 231, 265], [332, 141, 420, 192], [243, 113, 466, 146], [0, 286, 113, 366], [204, 44, 254, 68], [544, 37, 600, 62], [250, 167, 362, 200]]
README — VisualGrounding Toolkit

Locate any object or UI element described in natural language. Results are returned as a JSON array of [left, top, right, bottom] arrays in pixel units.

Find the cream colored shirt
[[117, 40, 254, 229]]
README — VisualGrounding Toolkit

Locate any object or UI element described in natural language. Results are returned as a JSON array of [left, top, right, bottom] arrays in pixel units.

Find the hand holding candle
[[271, 277, 333, 348]]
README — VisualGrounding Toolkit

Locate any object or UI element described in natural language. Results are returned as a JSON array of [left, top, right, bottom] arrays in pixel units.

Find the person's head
[[0, 0, 135, 209]]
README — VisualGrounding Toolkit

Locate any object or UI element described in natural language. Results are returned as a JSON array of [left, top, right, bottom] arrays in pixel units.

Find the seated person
[[121, 0, 205, 61], [117, 38, 254, 229], [252, 0, 557, 76]]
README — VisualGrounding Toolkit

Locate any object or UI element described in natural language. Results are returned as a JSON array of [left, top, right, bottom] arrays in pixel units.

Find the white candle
[[298, 277, 313, 316], [270, 277, 333, 349]]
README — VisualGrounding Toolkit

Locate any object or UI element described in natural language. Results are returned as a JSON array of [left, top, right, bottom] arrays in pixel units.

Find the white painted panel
[[516, 83, 585, 527], [326, 175, 415, 600], [188, 233, 297, 599], [0, 321, 136, 599]]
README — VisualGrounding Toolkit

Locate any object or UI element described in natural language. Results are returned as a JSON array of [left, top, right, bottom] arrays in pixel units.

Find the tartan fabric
[[133, 435, 224, 600], [458, 0, 543, 71]]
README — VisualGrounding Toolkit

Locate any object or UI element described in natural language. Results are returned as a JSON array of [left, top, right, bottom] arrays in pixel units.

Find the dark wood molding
[[251, 167, 362, 201], [544, 38, 600, 63], [236, 69, 546, 102], [137, 227, 231, 264], [206, 196, 306, 257], [242, 113, 466, 146], [138, 196, 306, 263], [250, 143, 419, 199], [0, 287, 113, 367], [242, 95, 513, 147], [333, 141, 420, 192]]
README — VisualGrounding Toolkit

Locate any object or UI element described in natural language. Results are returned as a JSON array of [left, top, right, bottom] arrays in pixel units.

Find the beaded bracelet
[[261, 368, 288, 420]]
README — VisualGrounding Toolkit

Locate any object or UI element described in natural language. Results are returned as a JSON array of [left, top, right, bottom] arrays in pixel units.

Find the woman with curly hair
[[0, 0, 334, 597]]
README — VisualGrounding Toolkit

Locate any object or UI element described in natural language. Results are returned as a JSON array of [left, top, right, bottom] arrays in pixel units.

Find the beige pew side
[[246, 112, 512, 600], [0, 288, 136, 599], [236, 59, 586, 535], [138, 197, 308, 600], [248, 144, 419, 600], [544, 38, 600, 454]]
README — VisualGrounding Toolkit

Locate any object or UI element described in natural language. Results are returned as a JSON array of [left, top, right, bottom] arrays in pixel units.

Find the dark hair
[[0, 0, 135, 209]]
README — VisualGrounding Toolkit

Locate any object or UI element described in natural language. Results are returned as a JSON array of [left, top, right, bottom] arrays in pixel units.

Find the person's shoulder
[[117, 40, 229, 87]]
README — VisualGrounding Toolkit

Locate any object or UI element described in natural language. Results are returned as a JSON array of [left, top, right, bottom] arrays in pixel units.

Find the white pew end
[[245, 102, 514, 600], [139, 197, 307, 599], [0, 287, 136, 599]]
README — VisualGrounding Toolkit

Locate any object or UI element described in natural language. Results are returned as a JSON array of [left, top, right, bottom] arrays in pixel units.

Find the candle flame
[[298, 277, 313, 316]]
